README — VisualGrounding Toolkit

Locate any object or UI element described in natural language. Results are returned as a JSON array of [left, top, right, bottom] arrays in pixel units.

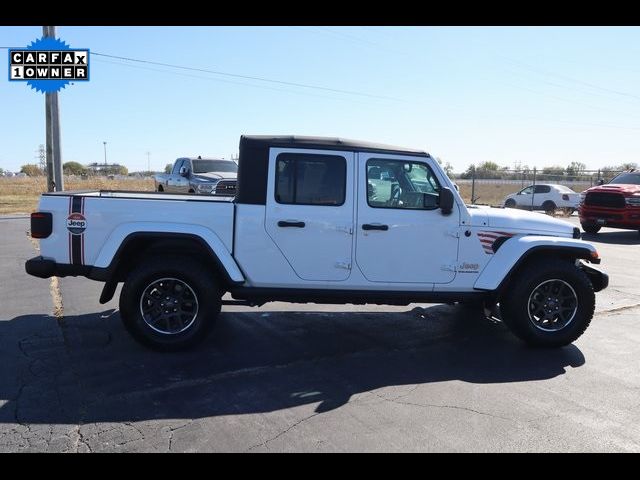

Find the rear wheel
[[542, 200, 556, 215], [581, 223, 601, 234], [500, 260, 594, 347], [157, 185, 164, 192], [119, 256, 221, 351]]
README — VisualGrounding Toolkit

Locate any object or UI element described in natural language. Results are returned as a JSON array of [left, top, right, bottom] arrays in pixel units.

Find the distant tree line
[[19, 162, 128, 177], [458, 161, 637, 181]]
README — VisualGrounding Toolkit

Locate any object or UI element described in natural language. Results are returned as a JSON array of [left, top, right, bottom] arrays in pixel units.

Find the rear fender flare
[[94, 223, 245, 284]]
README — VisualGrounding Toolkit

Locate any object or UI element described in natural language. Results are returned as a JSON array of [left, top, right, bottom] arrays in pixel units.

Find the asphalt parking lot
[[1, 214, 639, 452]]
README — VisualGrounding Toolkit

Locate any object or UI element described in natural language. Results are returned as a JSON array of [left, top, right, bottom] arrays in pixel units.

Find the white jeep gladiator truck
[[26, 135, 608, 351]]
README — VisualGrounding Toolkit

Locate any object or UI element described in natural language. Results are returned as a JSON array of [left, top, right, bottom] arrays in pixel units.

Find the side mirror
[[438, 187, 454, 215], [453, 183, 459, 191], [596, 179, 604, 186], [179, 166, 189, 177]]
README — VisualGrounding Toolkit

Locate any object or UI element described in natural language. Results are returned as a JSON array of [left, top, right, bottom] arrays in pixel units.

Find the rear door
[[533, 184, 551, 208], [265, 148, 354, 281], [356, 153, 460, 284]]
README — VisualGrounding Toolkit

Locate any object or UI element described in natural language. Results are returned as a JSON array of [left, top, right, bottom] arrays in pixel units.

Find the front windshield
[[192, 159, 238, 174], [609, 172, 640, 185]]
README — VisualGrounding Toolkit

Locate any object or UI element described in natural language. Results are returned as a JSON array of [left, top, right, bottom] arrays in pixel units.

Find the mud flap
[[579, 261, 609, 292]]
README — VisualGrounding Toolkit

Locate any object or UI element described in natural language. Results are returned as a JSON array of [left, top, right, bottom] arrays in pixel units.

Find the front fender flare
[[474, 235, 599, 292]]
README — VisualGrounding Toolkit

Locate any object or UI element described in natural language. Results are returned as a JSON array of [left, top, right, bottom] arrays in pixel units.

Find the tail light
[[562, 194, 570, 201], [30, 212, 52, 239]]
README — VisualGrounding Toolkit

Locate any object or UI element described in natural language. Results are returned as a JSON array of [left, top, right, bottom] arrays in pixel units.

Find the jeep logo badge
[[66, 213, 87, 235]]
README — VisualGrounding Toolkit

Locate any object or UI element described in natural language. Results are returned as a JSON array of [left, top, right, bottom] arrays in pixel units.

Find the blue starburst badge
[[8, 36, 90, 93]]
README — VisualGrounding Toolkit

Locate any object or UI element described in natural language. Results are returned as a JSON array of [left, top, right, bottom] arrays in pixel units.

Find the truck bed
[[37, 189, 236, 270]]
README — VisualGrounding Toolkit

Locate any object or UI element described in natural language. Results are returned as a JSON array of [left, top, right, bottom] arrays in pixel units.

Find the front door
[[356, 153, 459, 284], [167, 159, 185, 193], [265, 148, 354, 281]]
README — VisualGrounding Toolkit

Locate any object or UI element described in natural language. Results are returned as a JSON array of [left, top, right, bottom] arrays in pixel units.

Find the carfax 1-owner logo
[[66, 213, 87, 235], [8, 36, 89, 93]]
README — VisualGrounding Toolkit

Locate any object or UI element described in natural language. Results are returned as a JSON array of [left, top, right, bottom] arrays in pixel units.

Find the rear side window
[[534, 185, 551, 194], [275, 153, 346, 206]]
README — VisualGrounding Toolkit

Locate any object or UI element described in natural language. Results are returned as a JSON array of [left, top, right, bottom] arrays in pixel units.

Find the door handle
[[278, 220, 306, 228], [362, 223, 389, 231]]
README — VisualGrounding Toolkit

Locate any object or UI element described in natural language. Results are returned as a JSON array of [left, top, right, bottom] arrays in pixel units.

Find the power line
[[91, 51, 399, 101], [500, 56, 640, 103], [91, 57, 376, 105]]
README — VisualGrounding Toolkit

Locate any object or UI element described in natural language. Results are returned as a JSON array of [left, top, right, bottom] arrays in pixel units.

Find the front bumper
[[579, 261, 609, 292], [580, 206, 640, 229]]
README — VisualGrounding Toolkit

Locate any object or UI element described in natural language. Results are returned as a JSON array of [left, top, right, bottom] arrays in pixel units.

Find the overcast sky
[[1, 26, 640, 172]]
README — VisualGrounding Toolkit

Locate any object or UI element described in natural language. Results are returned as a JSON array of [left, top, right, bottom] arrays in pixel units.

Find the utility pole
[[146, 151, 151, 173], [43, 26, 64, 192], [103, 141, 107, 166]]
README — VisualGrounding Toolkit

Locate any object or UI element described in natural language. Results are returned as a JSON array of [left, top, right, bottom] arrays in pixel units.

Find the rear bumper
[[579, 261, 609, 292], [25, 256, 103, 280], [579, 206, 640, 229]]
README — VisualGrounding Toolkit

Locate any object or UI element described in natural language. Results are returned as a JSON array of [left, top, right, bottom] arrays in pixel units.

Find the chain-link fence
[[452, 168, 625, 210]]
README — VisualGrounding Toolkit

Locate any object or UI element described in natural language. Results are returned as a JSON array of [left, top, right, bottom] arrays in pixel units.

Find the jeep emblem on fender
[[66, 212, 86, 235]]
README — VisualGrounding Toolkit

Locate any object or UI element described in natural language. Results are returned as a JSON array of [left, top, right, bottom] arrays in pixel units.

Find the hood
[[585, 184, 640, 195], [468, 206, 574, 237], [192, 172, 237, 183]]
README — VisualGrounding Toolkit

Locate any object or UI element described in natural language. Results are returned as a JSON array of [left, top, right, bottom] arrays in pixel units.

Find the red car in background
[[579, 170, 640, 234]]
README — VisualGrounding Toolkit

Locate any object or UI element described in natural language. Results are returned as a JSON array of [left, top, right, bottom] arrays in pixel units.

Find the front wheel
[[119, 256, 221, 351], [500, 260, 594, 347], [504, 199, 517, 208], [581, 223, 601, 234]]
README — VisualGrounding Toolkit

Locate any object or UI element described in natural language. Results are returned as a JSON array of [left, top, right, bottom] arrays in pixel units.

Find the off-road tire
[[119, 256, 221, 351], [500, 260, 594, 347]]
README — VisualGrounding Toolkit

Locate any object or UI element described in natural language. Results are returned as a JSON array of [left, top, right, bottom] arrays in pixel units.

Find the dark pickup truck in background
[[154, 157, 237, 195]]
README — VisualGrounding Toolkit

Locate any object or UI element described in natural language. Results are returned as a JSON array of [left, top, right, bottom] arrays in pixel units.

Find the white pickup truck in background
[[26, 135, 608, 351], [154, 156, 237, 195]]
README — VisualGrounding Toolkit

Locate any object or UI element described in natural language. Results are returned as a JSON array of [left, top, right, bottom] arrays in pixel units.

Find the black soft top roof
[[240, 135, 429, 157], [236, 135, 429, 205]]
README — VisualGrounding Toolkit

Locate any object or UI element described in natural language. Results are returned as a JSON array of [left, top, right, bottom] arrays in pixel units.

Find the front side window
[[275, 153, 346, 206], [520, 186, 534, 195], [366, 158, 441, 209]]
